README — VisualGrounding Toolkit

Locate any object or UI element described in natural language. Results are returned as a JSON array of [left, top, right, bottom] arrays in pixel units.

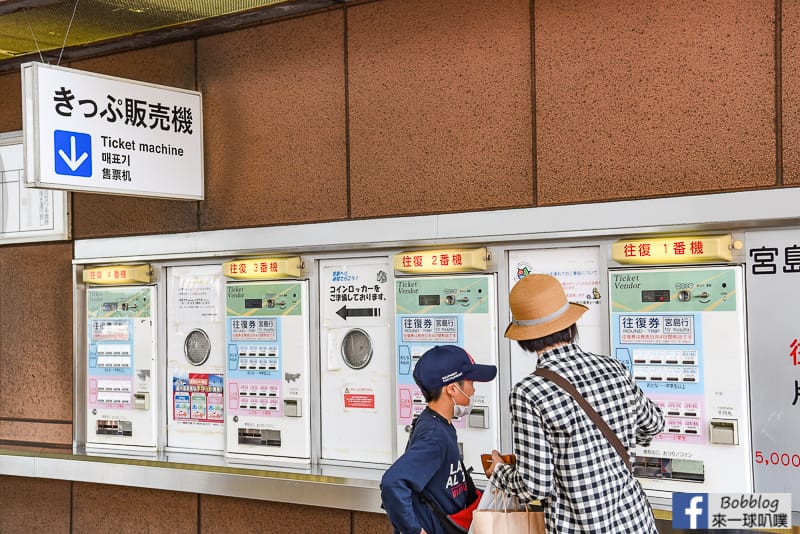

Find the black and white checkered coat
[[490, 343, 665, 533]]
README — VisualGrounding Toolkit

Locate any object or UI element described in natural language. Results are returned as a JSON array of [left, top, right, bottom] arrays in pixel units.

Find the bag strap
[[419, 489, 468, 534], [419, 461, 476, 534], [534, 368, 633, 473]]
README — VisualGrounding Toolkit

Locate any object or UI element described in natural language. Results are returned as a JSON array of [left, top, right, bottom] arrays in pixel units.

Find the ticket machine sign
[[22, 62, 203, 199]]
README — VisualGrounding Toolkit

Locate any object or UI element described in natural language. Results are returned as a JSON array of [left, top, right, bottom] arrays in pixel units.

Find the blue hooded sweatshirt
[[381, 407, 470, 534]]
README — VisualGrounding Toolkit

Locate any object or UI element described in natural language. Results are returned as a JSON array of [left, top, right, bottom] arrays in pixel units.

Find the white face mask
[[451, 384, 474, 418]]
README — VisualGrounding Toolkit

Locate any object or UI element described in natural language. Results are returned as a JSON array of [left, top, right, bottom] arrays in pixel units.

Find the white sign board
[[22, 62, 203, 200], [0, 131, 69, 244]]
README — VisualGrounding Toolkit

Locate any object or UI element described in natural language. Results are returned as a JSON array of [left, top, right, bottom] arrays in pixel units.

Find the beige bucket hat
[[504, 274, 588, 341]]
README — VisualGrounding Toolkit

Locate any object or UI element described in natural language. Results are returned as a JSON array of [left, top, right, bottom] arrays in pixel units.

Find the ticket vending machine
[[608, 261, 752, 496], [223, 257, 311, 464], [394, 248, 500, 477], [84, 265, 158, 452], [165, 265, 226, 453], [319, 257, 395, 465]]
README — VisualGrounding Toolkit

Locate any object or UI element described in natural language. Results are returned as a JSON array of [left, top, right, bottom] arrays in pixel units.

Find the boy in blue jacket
[[381, 345, 497, 534]]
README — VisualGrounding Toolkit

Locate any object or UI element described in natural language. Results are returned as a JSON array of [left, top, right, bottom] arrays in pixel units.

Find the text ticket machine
[[319, 258, 395, 465], [166, 265, 226, 453], [609, 266, 752, 496], [395, 274, 500, 477], [225, 280, 311, 464], [86, 285, 158, 451]]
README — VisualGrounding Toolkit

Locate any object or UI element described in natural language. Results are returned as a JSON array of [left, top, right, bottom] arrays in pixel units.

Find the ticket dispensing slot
[[96, 419, 132, 436], [238, 428, 282, 447], [634, 456, 705, 482]]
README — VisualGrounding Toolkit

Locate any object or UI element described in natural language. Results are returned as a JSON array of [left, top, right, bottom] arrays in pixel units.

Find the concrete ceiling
[[0, 0, 354, 74]]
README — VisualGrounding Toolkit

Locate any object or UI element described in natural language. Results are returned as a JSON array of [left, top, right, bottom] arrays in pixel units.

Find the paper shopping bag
[[472, 509, 545, 534]]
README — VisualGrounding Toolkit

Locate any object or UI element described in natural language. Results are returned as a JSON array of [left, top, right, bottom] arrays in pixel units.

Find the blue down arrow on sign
[[54, 129, 92, 177]]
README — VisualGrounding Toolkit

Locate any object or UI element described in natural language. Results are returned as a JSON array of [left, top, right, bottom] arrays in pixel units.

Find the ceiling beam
[[0, 0, 63, 17], [0, 0, 361, 75]]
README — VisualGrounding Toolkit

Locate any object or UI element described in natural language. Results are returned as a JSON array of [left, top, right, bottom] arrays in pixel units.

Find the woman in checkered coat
[[487, 274, 665, 533]]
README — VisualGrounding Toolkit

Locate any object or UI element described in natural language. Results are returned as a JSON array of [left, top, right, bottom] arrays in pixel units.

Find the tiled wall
[[0, 0, 794, 531], [0, 476, 393, 533]]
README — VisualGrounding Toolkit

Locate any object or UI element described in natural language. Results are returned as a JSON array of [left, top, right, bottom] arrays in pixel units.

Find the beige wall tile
[[201, 494, 350, 533], [0, 71, 21, 132], [0, 243, 73, 421], [783, 0, 800, 185], [0, 476, 70, 534], [197, 11, 348, 230], [347, 0, 533, 217], [0, 421, 71, 445], [72, 482, 196, 534], [535, 0, 776, 204]]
